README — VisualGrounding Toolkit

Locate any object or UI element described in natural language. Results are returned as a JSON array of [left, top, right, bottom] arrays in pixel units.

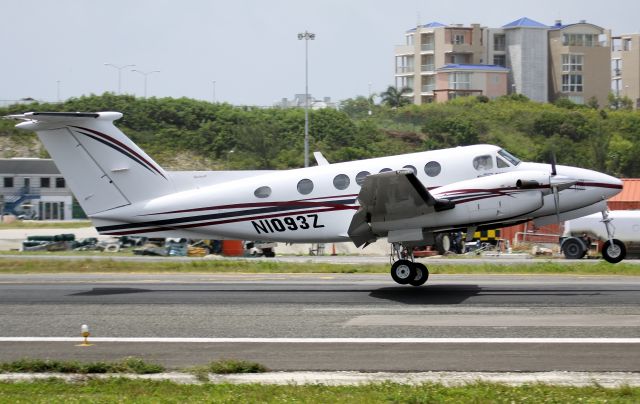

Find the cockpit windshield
[[498, 149, 521, 166]]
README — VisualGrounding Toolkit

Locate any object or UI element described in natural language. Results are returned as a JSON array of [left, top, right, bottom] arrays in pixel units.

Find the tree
[[379, 86, 412, 108]]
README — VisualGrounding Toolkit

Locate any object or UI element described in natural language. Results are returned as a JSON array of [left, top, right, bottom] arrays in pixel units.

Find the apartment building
[[434, 64, 508, 102], [548, 20, 612, 107], [0, 158, 80, 220], [395, 22, 485, 104], [395, 18, 613, 106], [612, 34, 640, 108]]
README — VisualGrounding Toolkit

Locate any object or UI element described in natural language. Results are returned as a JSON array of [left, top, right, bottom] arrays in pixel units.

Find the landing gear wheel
[[409, 262, 429, 286], [562, 238, 586, 259], [602, 239, 626, 264], [435, 234, 451, 255], [390, 260, 416, 285]]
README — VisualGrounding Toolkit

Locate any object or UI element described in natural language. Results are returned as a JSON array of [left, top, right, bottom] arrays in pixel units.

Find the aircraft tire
[[562, 238, 586, 259], [391, 260, 416, 285], [409, 262, 429, 286], [602, 239, 626, 264], [435, 233, 451, 255]]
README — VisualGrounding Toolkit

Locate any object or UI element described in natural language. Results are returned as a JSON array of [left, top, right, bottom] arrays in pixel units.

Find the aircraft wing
[[347, 170, 454, 247]]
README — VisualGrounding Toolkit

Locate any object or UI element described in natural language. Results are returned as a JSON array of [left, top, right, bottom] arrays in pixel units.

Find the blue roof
[[407, 21, 446, 32], [438, 64, 509, 71], [423, 21, 446, 28], [503, 17, 548, 29]]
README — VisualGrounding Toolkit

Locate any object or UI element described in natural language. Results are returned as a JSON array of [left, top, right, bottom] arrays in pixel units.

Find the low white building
[[0, 158, 82, 220]]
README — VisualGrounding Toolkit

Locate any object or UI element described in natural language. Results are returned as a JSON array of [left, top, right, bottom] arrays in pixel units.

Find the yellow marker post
[[76, 324, 93, 347]]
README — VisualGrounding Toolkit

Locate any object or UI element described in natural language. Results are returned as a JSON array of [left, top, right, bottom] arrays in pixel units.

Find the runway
[[1, 273, 639, 371]]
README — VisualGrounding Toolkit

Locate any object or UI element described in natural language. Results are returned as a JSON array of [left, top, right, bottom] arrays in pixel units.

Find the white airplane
[[6, 111, 625, 285]]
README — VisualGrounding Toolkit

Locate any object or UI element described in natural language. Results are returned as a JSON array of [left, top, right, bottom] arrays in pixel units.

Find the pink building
[[434, 64, 509, 102]]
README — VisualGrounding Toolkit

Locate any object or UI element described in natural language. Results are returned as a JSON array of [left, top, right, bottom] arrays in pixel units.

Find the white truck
[[561, 210, 640, 263]]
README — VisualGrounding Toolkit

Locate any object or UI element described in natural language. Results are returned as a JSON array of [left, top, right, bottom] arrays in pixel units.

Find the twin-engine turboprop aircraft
[[6, 111, 624, 285]]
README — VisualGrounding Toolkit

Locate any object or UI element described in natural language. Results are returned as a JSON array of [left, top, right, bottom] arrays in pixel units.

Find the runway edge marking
[[2, 337, 640, 344]]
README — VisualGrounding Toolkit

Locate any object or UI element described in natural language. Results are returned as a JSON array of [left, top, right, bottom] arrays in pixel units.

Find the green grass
[[0, 358, 163, 374], [0, 257, 639, 275], [0, 379, 638, 403], [0, 221, 92, 229], [206, 359, 268, 374]]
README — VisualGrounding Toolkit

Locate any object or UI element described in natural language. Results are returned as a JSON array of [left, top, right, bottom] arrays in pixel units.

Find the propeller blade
[[550, 152, 557, 176], [553, 186, 560, 223]]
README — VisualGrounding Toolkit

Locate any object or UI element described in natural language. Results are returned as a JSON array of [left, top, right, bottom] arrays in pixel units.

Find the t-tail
[[6, 112, 173, 217]]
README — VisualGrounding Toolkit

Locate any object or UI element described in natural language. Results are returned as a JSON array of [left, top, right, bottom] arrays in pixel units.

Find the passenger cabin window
[[424, 161, 441, 177], [402, 165, 417, 175], [254, 186, 272, 198], [473, 155, 493, 171], [297, 179, 314, 195], [379, 168, 392, 173], [497, 157, 510, 168], [333, 174, 350, 190], [355, 171, 370, 186]]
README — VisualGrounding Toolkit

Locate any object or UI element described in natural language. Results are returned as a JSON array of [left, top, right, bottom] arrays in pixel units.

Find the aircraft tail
[[7, 112, 172, 216]]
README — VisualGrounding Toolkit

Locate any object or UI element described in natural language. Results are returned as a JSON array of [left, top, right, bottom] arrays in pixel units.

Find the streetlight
[[56, 80, 61, 102], [212, 81, 216, 103], [131, 69, 160, 98], [298, 31, 315, 168], [104, 63, 135, 94]]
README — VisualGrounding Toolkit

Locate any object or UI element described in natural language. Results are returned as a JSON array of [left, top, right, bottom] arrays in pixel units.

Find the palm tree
[[380, 85, 412, 108]]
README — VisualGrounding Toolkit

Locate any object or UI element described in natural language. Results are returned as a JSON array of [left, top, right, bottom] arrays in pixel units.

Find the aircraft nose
[[584, 169, 623, 199]]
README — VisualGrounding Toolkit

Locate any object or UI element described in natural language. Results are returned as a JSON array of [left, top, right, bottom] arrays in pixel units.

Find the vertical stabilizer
[[8, 112, 172, 215]]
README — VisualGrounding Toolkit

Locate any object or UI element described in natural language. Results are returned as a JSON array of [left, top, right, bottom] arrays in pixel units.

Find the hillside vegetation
[[1, 93, 639, 177]]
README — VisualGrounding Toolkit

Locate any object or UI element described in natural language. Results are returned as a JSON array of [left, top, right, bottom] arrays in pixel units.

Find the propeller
[[550, 152, 560, 223]]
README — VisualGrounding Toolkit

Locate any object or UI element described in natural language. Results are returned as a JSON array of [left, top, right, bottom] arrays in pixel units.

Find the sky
[[2, 0, 639, 106]]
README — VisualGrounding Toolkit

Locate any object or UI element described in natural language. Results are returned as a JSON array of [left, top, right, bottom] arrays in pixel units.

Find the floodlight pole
[[132, 69, 160, 98], [104, 63, 136, 94], [298, 31, 315, 168]]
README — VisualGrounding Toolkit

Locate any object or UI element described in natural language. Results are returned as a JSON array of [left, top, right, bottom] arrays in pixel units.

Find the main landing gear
[[389, 244, 429, 286]]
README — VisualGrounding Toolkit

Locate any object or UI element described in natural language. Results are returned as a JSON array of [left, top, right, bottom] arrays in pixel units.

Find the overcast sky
[[2, 0, 639, 106]]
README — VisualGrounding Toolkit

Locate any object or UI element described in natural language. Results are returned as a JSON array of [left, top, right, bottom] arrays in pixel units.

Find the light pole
[[212, 81, 216, 103], [368, 81, 372, 116], [131, 69, 160, 98], [298, 31, 315, 168], [104, 63, 135, 94], [56, 80, 61, 102]]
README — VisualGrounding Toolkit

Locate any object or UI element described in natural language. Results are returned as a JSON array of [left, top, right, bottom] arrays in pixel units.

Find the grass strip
[[0, 358, 163, 374], [0, 379, 638, 403], [0, 221, 92, 229], [0, 258, 639, 275]]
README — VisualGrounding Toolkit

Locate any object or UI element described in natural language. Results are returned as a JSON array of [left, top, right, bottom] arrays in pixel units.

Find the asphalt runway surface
[[1, 273, 639, 371]]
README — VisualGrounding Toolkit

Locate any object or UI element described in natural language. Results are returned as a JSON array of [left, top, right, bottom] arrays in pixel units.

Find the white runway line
[[1, 337, 640, 343]]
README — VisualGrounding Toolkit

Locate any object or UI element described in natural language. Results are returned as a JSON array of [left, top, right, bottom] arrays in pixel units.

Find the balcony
[[421, 84, 435, 93], [395, 66, 414, 75], [421, 43, 434, 52], [421, 64, 435, 73], [394, 44, 415, 55]]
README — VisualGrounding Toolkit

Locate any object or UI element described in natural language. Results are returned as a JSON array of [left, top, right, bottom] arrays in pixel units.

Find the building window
[[562, 74, 583, 92], [493, 55, 506, 67], [3, 177, 13, 188], [623, 38, 632, 51], [449, 72, 471, 90], [562, 33, 599, 47], [568, 95, 585, 104], [406, 34, 414, 46], [493, 34, 505, 51], [40, 177, 50, 188], [561, 54, 583, 72], [453, 34, 465, 45], [55, 177, 66, 188]]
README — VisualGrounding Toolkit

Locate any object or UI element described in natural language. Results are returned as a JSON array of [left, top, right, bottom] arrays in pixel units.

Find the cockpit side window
[[473, 155, 493, 171], [498, 149, 521, 166], [497, 157, 510, 168]]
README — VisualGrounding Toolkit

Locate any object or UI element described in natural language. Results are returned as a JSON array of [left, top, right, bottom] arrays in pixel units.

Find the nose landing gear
[[390, 244, 429, 286], [601, 210, 626, 264]]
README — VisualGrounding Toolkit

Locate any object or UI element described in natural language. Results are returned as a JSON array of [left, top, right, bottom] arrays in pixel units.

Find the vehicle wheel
[[602, 239, 626, 264], [263, 249, 275, 258], [562, 238, 586, 260], [435, 233, 451, 255], [390, 260, 416, 285], [409, 262, 429, 286]]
